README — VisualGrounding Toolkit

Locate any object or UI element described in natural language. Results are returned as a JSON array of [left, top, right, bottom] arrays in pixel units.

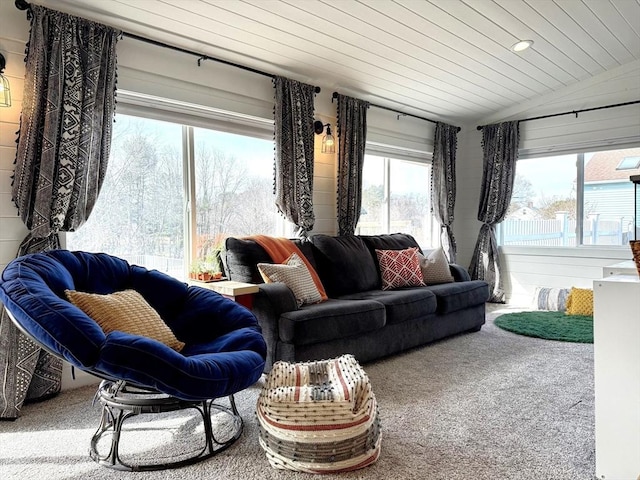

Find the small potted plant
[[189, 261, 208, 281], [190, 260, 223, 282]]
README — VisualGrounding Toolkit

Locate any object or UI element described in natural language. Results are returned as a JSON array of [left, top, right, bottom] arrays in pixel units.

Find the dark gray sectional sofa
[[224, 233, 489, 372]]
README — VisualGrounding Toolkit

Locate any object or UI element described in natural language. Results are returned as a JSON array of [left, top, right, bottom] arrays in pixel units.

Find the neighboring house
[[584, 148, 640, 241], [508, 205, 541, 221]]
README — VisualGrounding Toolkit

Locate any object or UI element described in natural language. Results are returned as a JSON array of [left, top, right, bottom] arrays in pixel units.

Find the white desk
[[602, 260, 638, 277], [593, 273, 640, 480]]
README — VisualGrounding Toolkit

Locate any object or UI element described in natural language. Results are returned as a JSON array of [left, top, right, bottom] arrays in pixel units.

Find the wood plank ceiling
[[36, 0, 640, 124]]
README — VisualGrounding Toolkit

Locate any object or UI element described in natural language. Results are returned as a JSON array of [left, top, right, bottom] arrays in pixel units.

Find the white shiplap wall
[[0, 5, 29, 273], [115, 33, 436, 236], [456, 61, 640, 306], [452, 124, 484, 272]]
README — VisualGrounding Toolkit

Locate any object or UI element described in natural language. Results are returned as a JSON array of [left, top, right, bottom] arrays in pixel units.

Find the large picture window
[[67, 112, 289, 279], [68, 116, 185, 277], [357, 154, 435, 248], [501, 147, 640, 247]]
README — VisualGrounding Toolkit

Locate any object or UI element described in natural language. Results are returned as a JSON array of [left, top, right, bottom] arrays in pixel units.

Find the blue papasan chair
[[0, 250, 267, 471]]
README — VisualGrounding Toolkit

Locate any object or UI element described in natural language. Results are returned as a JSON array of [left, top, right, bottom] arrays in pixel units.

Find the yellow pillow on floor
[[565, 287, 593, 316]]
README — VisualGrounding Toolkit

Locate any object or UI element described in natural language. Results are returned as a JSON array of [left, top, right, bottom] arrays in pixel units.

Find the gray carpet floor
[[0, 305, 595, 480]]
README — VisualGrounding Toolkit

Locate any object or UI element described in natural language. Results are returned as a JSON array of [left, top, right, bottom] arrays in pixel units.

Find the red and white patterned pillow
[[375, 247, 426, 290]]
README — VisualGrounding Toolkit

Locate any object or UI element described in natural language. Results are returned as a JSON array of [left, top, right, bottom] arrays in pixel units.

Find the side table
[[190, 280, 259, 309]]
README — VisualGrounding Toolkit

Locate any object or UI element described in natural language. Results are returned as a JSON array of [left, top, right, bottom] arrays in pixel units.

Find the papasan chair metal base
[[90, 380, 243, 471]]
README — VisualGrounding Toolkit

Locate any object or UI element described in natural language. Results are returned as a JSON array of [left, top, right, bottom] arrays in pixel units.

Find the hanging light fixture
[[0, 53, 11, 108], [314, 120, 335, 154], [0, 53, 11, 107]]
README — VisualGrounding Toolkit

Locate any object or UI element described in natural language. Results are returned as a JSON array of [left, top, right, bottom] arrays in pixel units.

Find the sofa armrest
[[255, 283, 298, 314], [449, 263, 471, 282], [251, 283, 298, 372]]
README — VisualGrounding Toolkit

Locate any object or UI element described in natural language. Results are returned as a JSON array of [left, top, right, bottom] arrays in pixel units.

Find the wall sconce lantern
[[314, 120, 335, 154], [0, 53, 11, 107]]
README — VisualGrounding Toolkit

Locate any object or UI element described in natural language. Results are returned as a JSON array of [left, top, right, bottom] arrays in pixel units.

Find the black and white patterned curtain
[[336, 94, 369, 236], [431, 122, 458, 263], [0, 4, 119, 418], [469, 121, 520, 303], [273, 76, 316, 238]]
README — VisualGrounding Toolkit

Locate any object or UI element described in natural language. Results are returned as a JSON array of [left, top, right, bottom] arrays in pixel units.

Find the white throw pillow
[[258, 253, 322, 307], [418, 248, 454, 285]]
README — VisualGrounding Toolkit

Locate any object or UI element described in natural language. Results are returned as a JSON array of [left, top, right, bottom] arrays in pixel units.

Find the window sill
[[500, 245, 633, 260]]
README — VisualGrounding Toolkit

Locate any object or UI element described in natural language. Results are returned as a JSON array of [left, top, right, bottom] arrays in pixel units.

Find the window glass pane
[[583, 147, 640, 245], [67, 114, 185, 277], [359, 155, 385, 235], [616, 156, 640, 170], [502, 154, 577, 246], [389, 160, 432, 247], [503, 147, 640, 247], [192, 128, 283, 274], [358, 154, 434, 248]]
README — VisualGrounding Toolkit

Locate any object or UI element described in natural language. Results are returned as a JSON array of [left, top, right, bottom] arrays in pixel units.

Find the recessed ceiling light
[[511, 40, 534, 52]]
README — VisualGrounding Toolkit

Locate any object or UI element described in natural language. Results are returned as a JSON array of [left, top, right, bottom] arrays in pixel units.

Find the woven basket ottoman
[[256, 354, 381, 473]]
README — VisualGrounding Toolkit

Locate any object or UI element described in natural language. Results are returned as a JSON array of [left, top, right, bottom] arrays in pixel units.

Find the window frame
[[500, 144, 639, 254], [64, 93, 291, 279], [359, 144, 437, 248]]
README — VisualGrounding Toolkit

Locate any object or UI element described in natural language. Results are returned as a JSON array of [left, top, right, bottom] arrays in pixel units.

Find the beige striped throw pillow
[[258, 253, 322, 307]]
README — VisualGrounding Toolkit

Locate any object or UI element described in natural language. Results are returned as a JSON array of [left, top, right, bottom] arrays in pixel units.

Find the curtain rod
[[14, 0, 321, 94], [332, 91, 461, 132], [476, 100, 640, 130]]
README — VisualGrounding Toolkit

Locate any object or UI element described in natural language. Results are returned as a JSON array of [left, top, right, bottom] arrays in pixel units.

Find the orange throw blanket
[[248, 235, 328, 301]]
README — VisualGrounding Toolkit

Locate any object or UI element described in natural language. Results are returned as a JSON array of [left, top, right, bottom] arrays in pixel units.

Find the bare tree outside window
[[358, 154, 434, 248], [68, 116, 184, 275], [68, 114, 287, 280]]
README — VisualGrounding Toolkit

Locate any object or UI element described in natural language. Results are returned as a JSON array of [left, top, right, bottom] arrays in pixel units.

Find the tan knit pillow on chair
[[65, 289, 185, 352]]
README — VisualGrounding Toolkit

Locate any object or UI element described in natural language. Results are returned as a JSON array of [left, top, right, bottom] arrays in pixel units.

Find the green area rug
[[494, 310, 593, 343]]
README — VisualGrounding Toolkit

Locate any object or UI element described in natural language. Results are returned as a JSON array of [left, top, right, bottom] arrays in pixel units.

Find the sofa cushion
[[360, 234, 422, 288], [224, 237, 272, 283], [375, 247, 426, 290], [339, 288, 437, 325], [310, 235, 379, 297], [360, 233, 421, 252], [224, 237, 316, 284], [426, 280, 489, 314], [278, 299, 385, 345]]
